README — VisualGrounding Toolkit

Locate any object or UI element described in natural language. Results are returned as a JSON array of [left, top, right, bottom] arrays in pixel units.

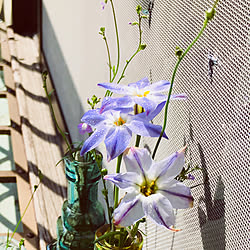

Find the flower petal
[[100, 96, 134, 114], [146, 80, 170, 93], [142, 193, 176, 230], [149, 148, 185, 182], [80, 125, 109, 156], [98, 82, 131, 95], [136, 101, 166, 121], [113, 192, 144, 227], [134, 97, 157, 113], [104, 172, 142, 190], [170, 93, 188, 100], [104, 127, 132, 161], [123, 147, 152, 175], [81, 109, 105, 127], [159, 179, 194, 209], [128, 77, 150, 89], [77, 123, 92, 135], [127, 119, 168, 139]]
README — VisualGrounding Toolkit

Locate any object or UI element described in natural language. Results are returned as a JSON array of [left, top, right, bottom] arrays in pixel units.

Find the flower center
[[137, 90, 150, 97], [140, 181, 157, 197], [114, 117, 126, 126]]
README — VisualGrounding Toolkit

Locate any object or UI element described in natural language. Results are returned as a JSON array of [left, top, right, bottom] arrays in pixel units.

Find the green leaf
[[131, 22, 138, 26], [48, 89, 55, 96], [93, 231, 126, 244], [19, 239, 25, 247]]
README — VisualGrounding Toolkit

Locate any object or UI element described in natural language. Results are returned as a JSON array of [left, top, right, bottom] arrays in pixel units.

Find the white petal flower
[[104, 147, 193, 230]]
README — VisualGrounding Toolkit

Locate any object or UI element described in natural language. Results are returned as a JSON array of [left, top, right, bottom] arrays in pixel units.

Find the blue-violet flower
[[80, 109, 167, 161], [98, 77, 187, 114]]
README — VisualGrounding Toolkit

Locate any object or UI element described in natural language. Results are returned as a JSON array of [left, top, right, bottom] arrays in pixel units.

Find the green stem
[[104, 36, 112, 82], [42, 73, 72, 155], [152, 19, 209, 159], [131, 220, 140, 240], [135, 135, 141, 147], [114, 154, 123, 209], [116, 14, 143, 85], [102, 179, 112, 226], [8, 182, 41, 248], [110, 0, 120, 82]]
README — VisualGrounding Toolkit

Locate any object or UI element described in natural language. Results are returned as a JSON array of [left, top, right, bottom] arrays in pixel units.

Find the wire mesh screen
[[43, 0, 249, 249], [115, 0, 249, 249]]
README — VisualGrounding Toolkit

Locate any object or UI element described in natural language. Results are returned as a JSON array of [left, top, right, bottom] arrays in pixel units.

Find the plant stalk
[[152, 19, 209, 159]]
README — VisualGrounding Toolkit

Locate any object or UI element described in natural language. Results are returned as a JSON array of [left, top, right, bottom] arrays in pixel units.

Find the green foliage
[[87, 95, 101, 109], [19, 239, 25, 247]]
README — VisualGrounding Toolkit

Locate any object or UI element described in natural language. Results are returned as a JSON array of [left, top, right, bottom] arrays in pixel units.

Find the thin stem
[[42, 73, 72, 154], [8, 182, 41, 247], [102, 177, 112, 225], [110, 0, 120, 82], [152, 19, 209, 159], [114, 154, 123, 209], [104, 36, 112, 82], [135, 135, 141, 147], [116, 14, 143, 85]]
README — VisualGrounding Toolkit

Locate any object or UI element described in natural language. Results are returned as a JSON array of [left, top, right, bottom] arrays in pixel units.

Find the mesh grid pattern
[[117, 0, 249, 249], [43, 0, 249, 249]]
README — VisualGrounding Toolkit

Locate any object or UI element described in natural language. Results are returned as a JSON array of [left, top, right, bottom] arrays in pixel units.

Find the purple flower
[[187, 173, 195, 180], [104, 147, 193, 230], [101, 2, 105, 10], [78, 122, 92, 135], [98, 77, 187, 114], [80, 109, 167, 161]]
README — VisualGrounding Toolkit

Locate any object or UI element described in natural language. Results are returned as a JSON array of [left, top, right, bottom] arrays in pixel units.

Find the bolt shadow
[[16, 82, 48, 104], [28, 161, 67, 199], [20, 116, 65, 153], [37, 222, 54, 246], [198, 143, 225, 249], [0, 57, 42, 73]]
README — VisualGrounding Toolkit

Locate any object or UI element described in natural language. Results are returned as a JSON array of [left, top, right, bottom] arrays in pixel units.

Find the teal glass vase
[[55, 152, 106, 249]]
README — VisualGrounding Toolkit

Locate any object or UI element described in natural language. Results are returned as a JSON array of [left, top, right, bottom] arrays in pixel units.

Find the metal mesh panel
[[43, 0, 249, 249], [116, 0, 249, 249]]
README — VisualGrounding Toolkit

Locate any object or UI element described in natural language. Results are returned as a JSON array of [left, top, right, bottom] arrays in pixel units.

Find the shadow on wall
[[42, 5, 85, 144], [11, 0, 38, 36], [198, 143, 225, 250]]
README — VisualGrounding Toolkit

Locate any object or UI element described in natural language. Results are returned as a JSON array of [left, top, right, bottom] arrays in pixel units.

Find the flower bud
[[136, 5, 142, 15], [139, 44, 147, 50], [205, 8, 216, 21], [175, 46, 183, 58], [101, 168, 108, 176]]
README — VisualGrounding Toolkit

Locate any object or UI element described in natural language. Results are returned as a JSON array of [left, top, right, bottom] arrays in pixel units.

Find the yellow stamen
[[114, 117, 126, 126], [189, 200, 194, 208], [140, 181, 157, 197], [137, 90, 150, 97]]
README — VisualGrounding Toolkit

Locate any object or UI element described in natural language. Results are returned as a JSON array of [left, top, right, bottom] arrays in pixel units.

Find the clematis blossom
[[104, 147, 194, 230], [98, 77, 187, 114], [80, 109, 167, 161]]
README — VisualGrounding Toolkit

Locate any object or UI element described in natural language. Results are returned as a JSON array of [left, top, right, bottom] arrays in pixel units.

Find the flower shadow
[[198, 143, 225, 249]]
